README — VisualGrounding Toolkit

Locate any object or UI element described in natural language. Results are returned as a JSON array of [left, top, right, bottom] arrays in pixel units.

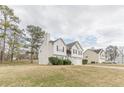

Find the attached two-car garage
[[70, 57, 82, 65]]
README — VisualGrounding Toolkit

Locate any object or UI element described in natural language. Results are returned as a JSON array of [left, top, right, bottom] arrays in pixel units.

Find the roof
[[49, 40, 54, 43], [67, 41, 83, 50], [49, 38, 83, 50], [88, 49, 103, 54], [66, 41, 77, 48], [49, 38, 66, 45], [92, 49, 103, 54]]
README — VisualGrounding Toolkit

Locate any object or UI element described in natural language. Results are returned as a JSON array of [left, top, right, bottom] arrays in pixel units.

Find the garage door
[[71, 58, 82, 65]]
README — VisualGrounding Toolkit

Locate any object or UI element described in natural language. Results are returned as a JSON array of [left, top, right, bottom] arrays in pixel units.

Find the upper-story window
[[73, 49, 74, 54], [78, 51, 82, 55], [56, 45, 58, 51], [63, 47, 64, 52], [56, 45, 65, 52], [80, 51, 82, 55], [78, 51, 80, 55], [100, 53, 105, 58], [73, 49, 77, 54]]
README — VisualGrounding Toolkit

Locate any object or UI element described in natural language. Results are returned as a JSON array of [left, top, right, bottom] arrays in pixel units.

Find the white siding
[[38, 33, 84, 65], [69, 42, 83, 65], [115, 56, 124, 64], [98, 51, 105, 63], [38, 33, 53, 64], [115, 47, 124, 64], [70, 57, 82, 65], [71, 43, 83, 58], [53, 39, 66, 56]]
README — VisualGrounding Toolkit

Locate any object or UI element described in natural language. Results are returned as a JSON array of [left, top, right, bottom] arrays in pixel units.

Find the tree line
[[0, 5, 45, 63]]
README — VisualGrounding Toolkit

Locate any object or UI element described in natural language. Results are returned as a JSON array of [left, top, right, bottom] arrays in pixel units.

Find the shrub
[[82, 59, 88, 65], [91, 61, 95, 64], [48, 57, 71, 65], [102, 61, 113, 64], [49, 57, 59, 65], [58, 59, 63, 65], [63, 59, 71, 65], [102, 62, 106, 64]]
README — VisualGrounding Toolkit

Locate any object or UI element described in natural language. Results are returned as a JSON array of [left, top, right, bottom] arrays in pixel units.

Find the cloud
[[9, 5, 124, 49]]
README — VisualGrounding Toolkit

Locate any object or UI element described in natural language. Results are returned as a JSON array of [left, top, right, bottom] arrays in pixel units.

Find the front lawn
[[0, 64, 124, 86]]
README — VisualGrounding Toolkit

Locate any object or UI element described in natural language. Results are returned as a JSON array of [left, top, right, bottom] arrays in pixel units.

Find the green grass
[[1, 63, 124, 86]]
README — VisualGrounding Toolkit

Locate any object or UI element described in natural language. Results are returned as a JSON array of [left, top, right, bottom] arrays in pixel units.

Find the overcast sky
[[9, 5, 124, 49]]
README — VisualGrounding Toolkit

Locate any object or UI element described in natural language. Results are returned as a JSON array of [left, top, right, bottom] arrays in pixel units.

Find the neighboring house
[[38, 33, 83, 65], [83, 49, 105, 63], [115, 47, 124, 64]]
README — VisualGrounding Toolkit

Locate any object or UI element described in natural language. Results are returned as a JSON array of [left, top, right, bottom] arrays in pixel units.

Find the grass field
[[1, 63, 124, 87], [89, 64, 124, 67]]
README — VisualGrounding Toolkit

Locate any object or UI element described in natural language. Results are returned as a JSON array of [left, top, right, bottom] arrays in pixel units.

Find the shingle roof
[[67, 41, 83, 50], [49, 38, 66, 45], [66, 41, 77, 48], [90, 49, 103, 54], [49, 39, 83, 50]]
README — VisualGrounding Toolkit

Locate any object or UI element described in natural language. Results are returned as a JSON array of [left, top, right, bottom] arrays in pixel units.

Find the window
[[80, 51, 82, 55], [76, 50, 77, 54], [73, 49, 77, 54], [63, 47, 64, 52], [56, 46, 65, 52], [78, 51, 80, 55], [56, 45, 58, 51], [78, 51, 82, 55]]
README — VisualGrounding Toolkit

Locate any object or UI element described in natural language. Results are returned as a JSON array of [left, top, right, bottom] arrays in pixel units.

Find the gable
[[99, 50, 105, 55], [52, 38, 67, 55], [54, 39, 65, 46], [70, 42, 83, 51], [72, 43, 79, 50], [99, 50, 104, 55], [84, 49, 104, 55], [53, 39, 66, 53], [117, 47, 124, 56], [84, 49, 97, 55]]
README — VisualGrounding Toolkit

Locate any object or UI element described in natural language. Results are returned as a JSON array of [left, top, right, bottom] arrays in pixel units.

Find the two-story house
[[38, 33, 83, 65], [83, 49, 105, 63], [67, 41, 83, 65]]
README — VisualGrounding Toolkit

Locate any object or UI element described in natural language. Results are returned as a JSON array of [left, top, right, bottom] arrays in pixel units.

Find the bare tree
[[105, 45, 119, 62]]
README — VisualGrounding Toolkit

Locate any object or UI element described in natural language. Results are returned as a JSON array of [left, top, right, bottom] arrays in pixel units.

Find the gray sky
[[9, 5, 124, 49]]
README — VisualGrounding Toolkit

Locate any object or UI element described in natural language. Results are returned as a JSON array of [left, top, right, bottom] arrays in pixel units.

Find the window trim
[[73, 49, 77, 54]]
